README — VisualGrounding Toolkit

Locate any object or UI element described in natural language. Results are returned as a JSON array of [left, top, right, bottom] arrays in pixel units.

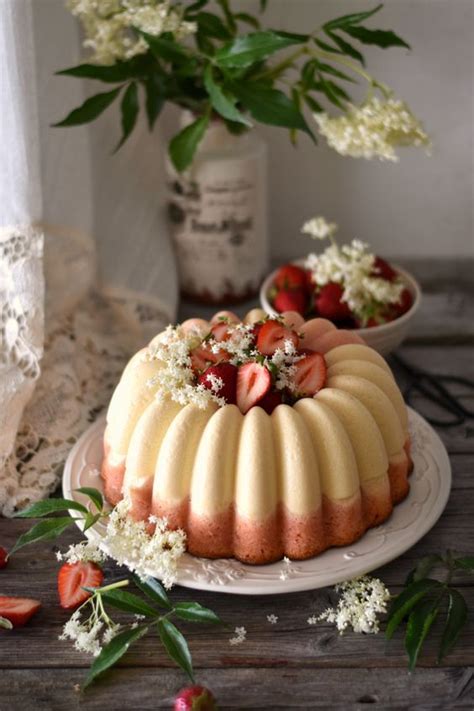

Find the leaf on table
[[9, 518, 75, 556], [385, 579, 443, 640], [173, 602, 222, 624], [132, 574, 172, 610], [83, 626, 148, 689], [454, 556, 474, 572], [438, 589, 468, 663], [405, 554, 444, 586], [158, 619, 194, 681], [405, 597, 441, 671], [99, 589, 159, 618]]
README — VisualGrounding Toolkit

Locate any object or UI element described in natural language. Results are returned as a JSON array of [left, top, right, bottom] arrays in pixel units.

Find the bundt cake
[[102, 308, 413, 565]]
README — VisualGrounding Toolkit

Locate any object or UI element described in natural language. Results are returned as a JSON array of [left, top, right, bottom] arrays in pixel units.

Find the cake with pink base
[[102, 308, 413, 565]]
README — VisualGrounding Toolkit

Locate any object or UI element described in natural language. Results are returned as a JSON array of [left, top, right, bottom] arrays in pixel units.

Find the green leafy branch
[[54, 2, 411, 170], [386, 552, 472, 670]]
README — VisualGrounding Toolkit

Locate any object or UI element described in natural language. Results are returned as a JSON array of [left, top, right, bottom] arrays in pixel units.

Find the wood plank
[[0, 666, 473, 710]]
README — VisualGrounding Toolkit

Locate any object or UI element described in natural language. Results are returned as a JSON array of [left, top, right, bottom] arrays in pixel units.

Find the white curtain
[[0, 0, 178, 515]]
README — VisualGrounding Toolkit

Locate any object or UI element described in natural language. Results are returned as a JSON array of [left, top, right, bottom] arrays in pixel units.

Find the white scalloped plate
[[63, 408, 451, 595]]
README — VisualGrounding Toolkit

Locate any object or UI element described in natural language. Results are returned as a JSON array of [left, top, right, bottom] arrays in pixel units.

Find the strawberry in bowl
[[261, 217, 421, 356]]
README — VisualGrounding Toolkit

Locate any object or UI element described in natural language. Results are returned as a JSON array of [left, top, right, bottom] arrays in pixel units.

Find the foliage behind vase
[[55, 1, 430, 170]]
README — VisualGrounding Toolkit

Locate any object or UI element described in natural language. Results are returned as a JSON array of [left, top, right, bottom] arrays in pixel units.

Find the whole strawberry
[[274, 288, 307, 316], [198, 363, 238, 405], [274, 263, 307, 291], [315, 283, 352, 321], [0, 546, 8, 570], [174, 685, 217, 711]]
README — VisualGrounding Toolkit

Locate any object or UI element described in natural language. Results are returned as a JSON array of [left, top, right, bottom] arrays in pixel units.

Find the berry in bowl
[[260, 217, 421, 355]]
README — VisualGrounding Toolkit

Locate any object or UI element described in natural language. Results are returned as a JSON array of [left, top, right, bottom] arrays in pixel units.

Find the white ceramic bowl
[[259, 260, 422, 356]]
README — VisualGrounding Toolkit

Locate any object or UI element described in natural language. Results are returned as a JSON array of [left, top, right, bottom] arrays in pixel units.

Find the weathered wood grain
[[0, 666, 473, 710]]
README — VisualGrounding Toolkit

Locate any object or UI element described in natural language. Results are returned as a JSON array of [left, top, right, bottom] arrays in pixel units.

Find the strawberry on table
[[274, 288, 307, 316], [314, 283, 352, 321], [198, 363, 238, 404], [0, 596, 41, 627], [256, 320, 299, 356], [58, 561, 104, 610], [174, 685, 217, 711], [292, 353, 327, 396], [237, 362, 271, 414], [0, 546, 8, 569], [274, 263, 307, 291]]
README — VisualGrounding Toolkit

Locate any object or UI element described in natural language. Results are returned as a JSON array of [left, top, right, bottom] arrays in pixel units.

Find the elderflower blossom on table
[[314, 97, 431, 162], [68, 0, 196, 65], [309, 575, 391, 635]]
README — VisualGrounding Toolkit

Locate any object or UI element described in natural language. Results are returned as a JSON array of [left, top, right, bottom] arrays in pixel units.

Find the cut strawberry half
[[190, 343, 230, 373], [314, 282, 352, 321], [0, 546, 8, 570], [198, 363, 238, 404], [237, 362, 271, 414], [58, 561, 104, 610], [0, 596, 41, 627], [258, 390, 282, 415], [274, 288, 307, 316], [373, 256, 397, 282], [256, 320, 299, 356], [174, 685, 217, 711], [274, 264, 307, 291], [210, 321, 231, 342], [292, 353, 327, 396]]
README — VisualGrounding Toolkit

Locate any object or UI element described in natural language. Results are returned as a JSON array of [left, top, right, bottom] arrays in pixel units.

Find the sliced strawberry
[[236, 362, 271, 414], [210, 321, 231, 342], [174, 685, 217, 711], [190, 343, 230, 373], [58, 561, 104, 610], [198, 363, 238, 404], [258, 390, 282, 415], [256, 320, 299, 356], [274, 264, 307, 291], [0, 596, 41, 627], [373, 256, 397, 282], [0, 546, 8, 570], [274, 288, 307, 316], [292, 353, 327, 396], [315, 283, 352, 321]]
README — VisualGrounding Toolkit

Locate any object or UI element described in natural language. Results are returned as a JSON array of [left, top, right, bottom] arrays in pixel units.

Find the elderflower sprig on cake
[[265, 216, 414, 330], [54, 2, 429, 171]]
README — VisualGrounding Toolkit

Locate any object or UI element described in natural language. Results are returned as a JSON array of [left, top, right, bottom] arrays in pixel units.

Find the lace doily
[[0, 220, 173, 517]]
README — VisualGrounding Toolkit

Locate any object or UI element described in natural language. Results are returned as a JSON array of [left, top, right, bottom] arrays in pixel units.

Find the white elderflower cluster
[[314, 96, 431, 162], [302, 216, 338, 241], [305, 233, 404, 325], [56, 539, 107, 565], [315, 575, 391, 635], [267, 614, 278, 624], [103, 499, 186, 588], [229, 626, 247, 646], [59, 609, 122, 657], [67, 0, 196, 65], [279, 556, 296, 581], [215, 323, 257, 365], [148, 325, 225, 409], [270, 340, 304, 392]]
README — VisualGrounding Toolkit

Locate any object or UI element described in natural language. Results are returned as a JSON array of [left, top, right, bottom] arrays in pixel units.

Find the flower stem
[[96, 579, 130, 594]]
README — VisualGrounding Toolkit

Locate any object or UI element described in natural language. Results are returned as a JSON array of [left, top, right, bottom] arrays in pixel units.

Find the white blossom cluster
[[103, 499, 186, 589], [305, 237, 404, 325], [67, 0, 196, 65], [59, 605, 122, 657], [302, 216, 338, 241], [269, 339, 304, 392], [148, 325, 226, 409], [56, 539, 107, 565], [279, 556, 296, 581], [314, 96, 431, 162], [266, 614, 278, 624], [310, 575, 391, 635], [229, 626, 247, 646], [212, 322, 257, 365]]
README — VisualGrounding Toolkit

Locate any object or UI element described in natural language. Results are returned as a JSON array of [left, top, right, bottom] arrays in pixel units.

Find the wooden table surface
[[1, 259, 473, 710]]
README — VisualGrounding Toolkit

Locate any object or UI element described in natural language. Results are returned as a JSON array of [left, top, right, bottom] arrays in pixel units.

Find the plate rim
[[63, 407, 451, 595]]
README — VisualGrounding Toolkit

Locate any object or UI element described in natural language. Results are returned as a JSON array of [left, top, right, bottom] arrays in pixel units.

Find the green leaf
[[314, 61, 357, 84], [75, 487, 103, 512], [215, 31, 306, 69], [405, 555, 443, 585], [83, 512, 102, 532], [169, 112, 210, 172], [203, 66, 251, 126], [232, 82, 314, 138], [0, 616, 13, 630], [314, 76, 350, 110], [454, 556, 474, 572], [53, 87, 122, 127], [143, 76, 165, 130], [56, 59, 144, 83], [140, 31, 189, 64], [216, 0, 237, 33], [14, 498, 87, 518], [343, 25, 410, 50], [197, 11, 232, 40], [132, 574, 172, 610], [100, 589, 159, 618], [405, 598, 440, 671], [186, 0, 209, 14], [83, 626, 148, 689], [9, 518, 74, 556], [235, 12, 260, 30], [325, 30, 365, 65], [114, 82, 139, 151], [323, 4, 383, 31], [438, 589, 468, 662], [314, 38, 345, 56], [260, 0, 269, 11], [158, 619, 194, 681], [173, 602, 222, 624], [386, 579, 443, 640], [304, 94, 324, 114]]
